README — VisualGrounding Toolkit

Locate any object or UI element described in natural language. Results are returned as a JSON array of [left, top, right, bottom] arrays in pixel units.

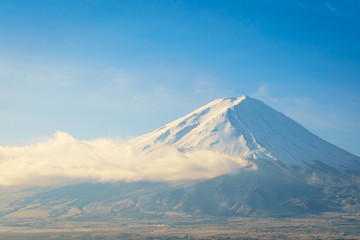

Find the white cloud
[[0, 131, 254, 186]]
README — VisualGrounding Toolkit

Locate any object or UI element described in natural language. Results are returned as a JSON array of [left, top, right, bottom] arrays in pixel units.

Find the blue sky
[[0, 0, 359, 155]]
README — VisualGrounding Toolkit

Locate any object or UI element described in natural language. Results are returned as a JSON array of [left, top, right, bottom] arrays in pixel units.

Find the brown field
[[1, 212, 359, 239]]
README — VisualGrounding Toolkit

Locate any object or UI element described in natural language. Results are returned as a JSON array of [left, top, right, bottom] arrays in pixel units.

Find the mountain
[[1, 96, 360, 222], [130, 96, 360, 169]]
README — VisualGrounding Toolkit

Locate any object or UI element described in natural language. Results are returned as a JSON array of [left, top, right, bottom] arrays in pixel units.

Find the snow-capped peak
[[129, 96, 360, 169]]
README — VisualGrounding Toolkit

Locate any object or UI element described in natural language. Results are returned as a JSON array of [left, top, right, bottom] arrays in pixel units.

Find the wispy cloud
[[0, 59, 227, 144], [250, 83, 360, 131], [250, 83, 269, 100], [0, 132, 253, 186], [325, 2, 337, 11]]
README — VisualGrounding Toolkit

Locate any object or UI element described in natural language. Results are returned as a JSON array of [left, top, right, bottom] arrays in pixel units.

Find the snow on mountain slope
[[2, 96, 360, 219], [129, 96, 360, 169]]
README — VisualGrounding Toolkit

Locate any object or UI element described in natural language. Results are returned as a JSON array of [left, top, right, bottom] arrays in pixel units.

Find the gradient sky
[[0, 0, 359, 156]]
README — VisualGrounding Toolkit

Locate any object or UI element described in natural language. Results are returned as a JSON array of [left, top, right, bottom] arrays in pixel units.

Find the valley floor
[[1, 212, 359, 240]]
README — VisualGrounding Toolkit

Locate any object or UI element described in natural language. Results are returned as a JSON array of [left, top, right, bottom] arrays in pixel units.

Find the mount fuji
[[130, 96, 359, 170], [1, 96, 360, 220]]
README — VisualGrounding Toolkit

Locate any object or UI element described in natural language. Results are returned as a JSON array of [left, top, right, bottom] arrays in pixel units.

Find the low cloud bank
[[0, 132, 255, 186]]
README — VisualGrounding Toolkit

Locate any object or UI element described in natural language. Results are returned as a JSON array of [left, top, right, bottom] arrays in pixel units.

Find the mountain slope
[[1, 96, 359, 220], [5, 159, 359, 218], [130, 96, 360, 169]]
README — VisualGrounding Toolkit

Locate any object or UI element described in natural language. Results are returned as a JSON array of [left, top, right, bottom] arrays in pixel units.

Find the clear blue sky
[[0, 0, 359, 155]]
